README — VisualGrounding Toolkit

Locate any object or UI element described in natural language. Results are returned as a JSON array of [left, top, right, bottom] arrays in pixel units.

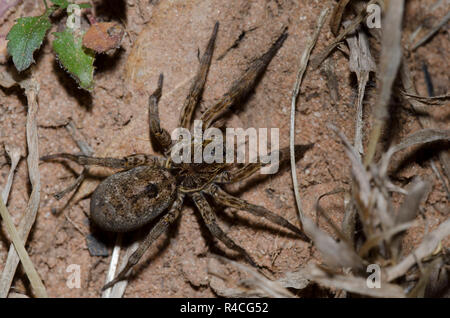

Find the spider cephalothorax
[[42, 22, 310, 290]]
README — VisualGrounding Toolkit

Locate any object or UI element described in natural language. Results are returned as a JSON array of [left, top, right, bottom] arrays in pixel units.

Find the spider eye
[[144, 183, 159, 198]]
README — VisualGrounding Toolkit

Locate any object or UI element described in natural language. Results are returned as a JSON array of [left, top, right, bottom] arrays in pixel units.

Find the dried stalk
[[1, 145, 21, 203], [102, 233, 123, 298], [412, 11, 450, 51], [0, 78, 42, 298], [213, 256, 295, 298], [303, 265, 405, 298], [290, 8, 329, 223], [310, 0, 378, 69], [109, 240, 139, 298], [364, 0, 405, 166], [345, 25, 375, 157], [0, 197, 47, 297], [400, 62, 450, 181], [386, 219, 450, 282]]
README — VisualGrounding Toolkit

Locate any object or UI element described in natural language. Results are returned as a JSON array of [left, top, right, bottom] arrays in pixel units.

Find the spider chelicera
[[42, 22, 310, 290]]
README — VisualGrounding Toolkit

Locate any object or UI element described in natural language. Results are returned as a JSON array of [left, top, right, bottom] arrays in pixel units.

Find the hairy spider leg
[[191, 191, 259, 267], [200, 28, 288, 129], [148, 74, 173, 154], [207, 184, 309, 242], [102, 193, 185, 290], [41, 153, 166, 170], [178, 22, 219, 129]]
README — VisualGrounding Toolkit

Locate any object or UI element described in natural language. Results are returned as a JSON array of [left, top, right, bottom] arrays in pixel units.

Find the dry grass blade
[[102, 233, 123, 298], [303, 264, 405, 298], [345, 25, 376, 156], [412, 11, 450, 51], [330, 0, 352, 36], [0, 78, 42, 298], [310, 0, 378, 69], [1, 145, 21, 203], [407, 257, 442, 298], [358, 220, 417, 258], [109, 240, 139, 298], [430, 162, 450, 200], [341, 192, 356, 245], [380, 129, 450, 176], [276, 270, 310, 290], [346, 24, 377, 154], [214, 256, 295, 298], [402, 92, 450, 106], [400, 60, 450, 181], [329, 124, 371, 204], [395, 179, 430, 226], [397, 205, 429, 272], [66, 121, 94, 156], [290, 8, 329, 223], [315, 188, 351, 246], [0, 197, 47, 297], [303, 217, 364, 270], [386, 218, 450, 282], [364, 0, 405, 166]]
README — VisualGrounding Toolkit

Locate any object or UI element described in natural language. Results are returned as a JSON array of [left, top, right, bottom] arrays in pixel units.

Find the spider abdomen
[[90, 166, 177, 232]]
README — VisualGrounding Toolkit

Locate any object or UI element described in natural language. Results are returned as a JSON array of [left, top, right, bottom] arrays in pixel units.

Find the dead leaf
[[303, 217, 364, 270], [82, 22, 124, 53], [303, 264, 405, 298], [330, 0, 352, 36]]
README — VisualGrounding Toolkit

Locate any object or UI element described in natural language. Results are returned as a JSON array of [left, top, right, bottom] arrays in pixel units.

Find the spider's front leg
[[41, 153, 166, 170], [206, 184, 310, 242], [178, 22, 219, 129], [102, 193, 185, 291], [200, 28, 288, 129], [191, 191, 259, 268], [148, 74, 172, 154], [214, 145, 311, 184]]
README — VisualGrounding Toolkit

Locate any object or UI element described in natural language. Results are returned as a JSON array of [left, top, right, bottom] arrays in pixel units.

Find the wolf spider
[[42, 22, 310, 290]]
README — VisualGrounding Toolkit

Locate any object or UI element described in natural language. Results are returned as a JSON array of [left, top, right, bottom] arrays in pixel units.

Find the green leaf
[[50, 0, 69, 9], [53, 29, 95, 91], [77, 3, 92, 9], [6, 15, 52, 72], [50, 1, 91, 9]]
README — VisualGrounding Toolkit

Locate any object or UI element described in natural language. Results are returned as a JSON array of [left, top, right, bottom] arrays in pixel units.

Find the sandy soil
[[0, 0, 448, 297]]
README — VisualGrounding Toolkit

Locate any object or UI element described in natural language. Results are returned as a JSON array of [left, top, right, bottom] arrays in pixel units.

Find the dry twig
[[0, 78, 44, 298], [290, 8, 329, 223]]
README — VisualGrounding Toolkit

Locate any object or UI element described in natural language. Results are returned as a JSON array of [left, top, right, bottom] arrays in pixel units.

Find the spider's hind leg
[[102, 193, 185, 291], [206, 183, 310, 242], [191, 191, 259, 268]]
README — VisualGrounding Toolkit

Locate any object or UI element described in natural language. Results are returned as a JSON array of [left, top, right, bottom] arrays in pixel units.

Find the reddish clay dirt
[[0, 0, 448, 297]]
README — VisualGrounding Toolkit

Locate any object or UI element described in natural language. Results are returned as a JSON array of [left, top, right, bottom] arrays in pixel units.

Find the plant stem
[[0, 197, 47, 297]]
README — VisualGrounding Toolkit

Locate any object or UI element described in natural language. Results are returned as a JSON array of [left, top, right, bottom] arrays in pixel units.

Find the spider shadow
[[94, 48, 125, 74], [0, 63, 31, 106], [391, 140, 450, 177], [94, 0, 127, 22], [52, 60, 93, 111]]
